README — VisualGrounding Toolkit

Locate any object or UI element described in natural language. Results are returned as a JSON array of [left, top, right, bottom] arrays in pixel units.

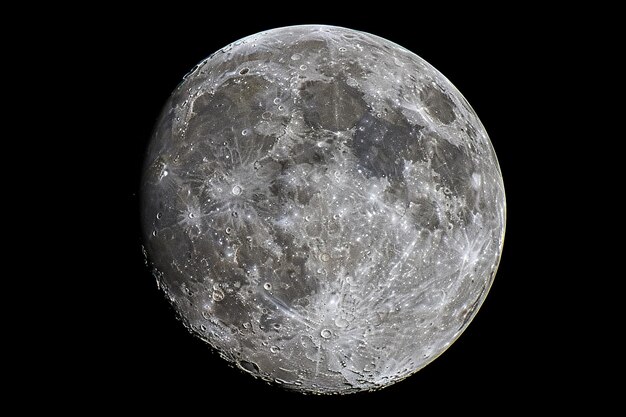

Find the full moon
[[141, 25, 505, 394]]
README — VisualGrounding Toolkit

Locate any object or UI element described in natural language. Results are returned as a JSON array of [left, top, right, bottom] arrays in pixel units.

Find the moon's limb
[[141, 25, 505, 394]]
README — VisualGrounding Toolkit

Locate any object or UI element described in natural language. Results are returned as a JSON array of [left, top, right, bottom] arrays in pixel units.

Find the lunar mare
[[141, 25, 505, 394]]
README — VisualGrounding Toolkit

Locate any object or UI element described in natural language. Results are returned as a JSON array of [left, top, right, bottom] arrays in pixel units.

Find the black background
[[80, 7, 579, 411]]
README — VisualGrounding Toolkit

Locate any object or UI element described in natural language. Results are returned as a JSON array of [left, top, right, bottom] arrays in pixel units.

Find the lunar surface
[[141, 25, 505, 394]]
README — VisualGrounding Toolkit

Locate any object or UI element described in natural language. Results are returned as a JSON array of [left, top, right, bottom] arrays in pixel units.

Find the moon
[[141, 25, 505, 394]]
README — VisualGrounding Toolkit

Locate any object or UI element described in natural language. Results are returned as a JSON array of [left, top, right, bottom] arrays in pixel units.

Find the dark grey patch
[[384, 179, 409, 208], [269, 176, 318, 206], [407, 197, 441, 231], [294, 184, 317, 205], [289, 138, 334, 166], [420, 84, 456, 124], [190, 76, 269, 137], [286, 39, 328, 58], [266, 228, 317, 307], [352, 113, 422, 181], [211, 291, 255, 326], [317, 59, 371, 81], [254, 158, 282, 182], [259, 309, 282, 332], [299, 80, 367, 131], [260, 260, 318, 309]]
